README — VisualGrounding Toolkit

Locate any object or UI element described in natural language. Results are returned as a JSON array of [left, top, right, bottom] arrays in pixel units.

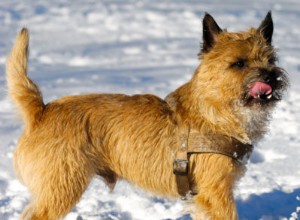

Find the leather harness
[[165, 92, 253, 198], [173, 127, 253, 199]]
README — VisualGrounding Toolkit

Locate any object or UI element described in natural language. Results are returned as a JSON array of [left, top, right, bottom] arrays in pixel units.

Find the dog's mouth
[[244, 81, 279, 106], [249, 82, 273, 101], [243, 67, 289, 106]]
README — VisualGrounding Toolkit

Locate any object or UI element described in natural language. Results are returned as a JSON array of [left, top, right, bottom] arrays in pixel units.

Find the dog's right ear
[[202, 13, 223, 53]]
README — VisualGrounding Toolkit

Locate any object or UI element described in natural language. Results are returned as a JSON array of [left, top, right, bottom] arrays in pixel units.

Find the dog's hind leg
[[19, 153, 95, 220]]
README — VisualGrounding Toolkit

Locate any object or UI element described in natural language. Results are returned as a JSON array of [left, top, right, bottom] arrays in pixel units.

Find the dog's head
[[178, 12, 290, 142], [196, 12, 289, 111]]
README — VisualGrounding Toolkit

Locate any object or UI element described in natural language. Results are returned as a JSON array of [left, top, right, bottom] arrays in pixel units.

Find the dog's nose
[[259, 68, 277, 86], [268, 70, 280, 83], [265, 75, 275, 84]]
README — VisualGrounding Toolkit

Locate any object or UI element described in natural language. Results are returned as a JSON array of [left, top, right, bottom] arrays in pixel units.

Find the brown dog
[[6, 12, 288, 219]]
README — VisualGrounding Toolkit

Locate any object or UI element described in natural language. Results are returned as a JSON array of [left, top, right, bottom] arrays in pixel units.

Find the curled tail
[[6, 28, 44, 130]]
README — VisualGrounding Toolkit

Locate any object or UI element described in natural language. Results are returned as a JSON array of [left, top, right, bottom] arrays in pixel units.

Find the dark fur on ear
[[201, 13, 223, 53], [257, 11, 273, 44]]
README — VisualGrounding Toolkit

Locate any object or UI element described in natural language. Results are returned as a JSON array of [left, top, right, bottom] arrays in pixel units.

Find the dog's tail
[[6, 28, 44, 130]]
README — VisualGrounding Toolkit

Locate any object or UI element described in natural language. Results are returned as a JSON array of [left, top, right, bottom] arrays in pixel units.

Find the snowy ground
[[0, 0, 300, 219]]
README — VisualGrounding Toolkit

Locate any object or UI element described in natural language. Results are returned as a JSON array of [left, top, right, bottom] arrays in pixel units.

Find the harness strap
[[173, 130, 253, 199], [173, 127, 190, 198], [188, 132, 253, 164]]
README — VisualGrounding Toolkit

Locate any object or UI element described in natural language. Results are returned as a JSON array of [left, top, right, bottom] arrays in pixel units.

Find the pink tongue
[[249, 82, 272, 98]]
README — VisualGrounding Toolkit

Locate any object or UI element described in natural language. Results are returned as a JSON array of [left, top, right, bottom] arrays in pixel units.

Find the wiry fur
[[6, 29, 44, 132], [6, 12, 288, 220]]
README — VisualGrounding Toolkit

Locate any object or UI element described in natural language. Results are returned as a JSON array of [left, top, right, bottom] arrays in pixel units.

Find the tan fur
[[6, 29, 44, 132], [6, 13, 288, 220]]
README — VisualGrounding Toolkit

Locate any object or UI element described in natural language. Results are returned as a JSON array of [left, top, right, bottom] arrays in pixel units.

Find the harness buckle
[[173, 159, 188, 176]]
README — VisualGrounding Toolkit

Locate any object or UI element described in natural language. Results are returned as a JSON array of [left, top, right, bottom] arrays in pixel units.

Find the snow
[[0, 0, 300, 219]]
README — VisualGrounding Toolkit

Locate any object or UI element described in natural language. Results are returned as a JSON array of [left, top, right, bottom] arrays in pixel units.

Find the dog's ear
[[202, 13, 222, 53], [257, 11, 273, 44]]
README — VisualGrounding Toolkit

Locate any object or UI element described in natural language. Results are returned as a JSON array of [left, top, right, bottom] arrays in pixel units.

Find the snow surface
[[0, 0, 300, 219]]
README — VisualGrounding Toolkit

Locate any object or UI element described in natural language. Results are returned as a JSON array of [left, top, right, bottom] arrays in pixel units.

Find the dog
[[6, 12, 288, 219]]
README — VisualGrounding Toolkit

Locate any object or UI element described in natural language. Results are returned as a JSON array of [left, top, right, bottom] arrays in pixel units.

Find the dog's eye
[[232, 60, 246, 68]]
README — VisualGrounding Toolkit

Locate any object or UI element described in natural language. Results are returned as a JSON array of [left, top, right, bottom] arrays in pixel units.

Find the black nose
[[265, 75, 276, 84], [260, 68, 277, 86]]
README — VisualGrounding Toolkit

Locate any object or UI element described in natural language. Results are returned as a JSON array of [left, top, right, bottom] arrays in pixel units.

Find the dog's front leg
[[192, 189, 238, 220], [189, 154, 243, 220]]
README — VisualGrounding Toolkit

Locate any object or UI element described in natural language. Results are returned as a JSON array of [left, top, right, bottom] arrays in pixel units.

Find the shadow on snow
[[237, 188, 300, 219]]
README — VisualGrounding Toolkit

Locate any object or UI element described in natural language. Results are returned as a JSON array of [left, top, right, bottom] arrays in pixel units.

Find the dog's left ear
[[202, 13, 223, 53], [257, 11, 273, 44]]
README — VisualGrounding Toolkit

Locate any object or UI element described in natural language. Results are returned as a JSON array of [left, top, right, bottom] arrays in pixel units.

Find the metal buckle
[[173, 159, 188, 176]]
